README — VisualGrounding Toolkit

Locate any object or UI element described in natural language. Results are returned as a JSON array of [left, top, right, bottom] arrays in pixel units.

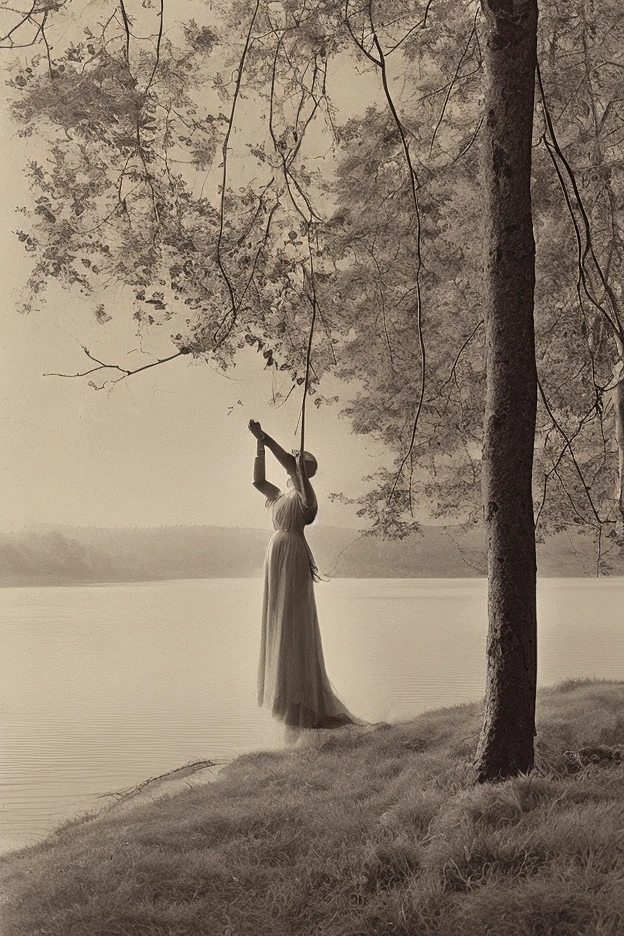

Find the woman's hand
[[248, 419, 265, 440]]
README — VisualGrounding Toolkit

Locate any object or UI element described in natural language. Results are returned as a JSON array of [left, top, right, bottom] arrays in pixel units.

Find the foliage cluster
[[3, 1, 624, 552]]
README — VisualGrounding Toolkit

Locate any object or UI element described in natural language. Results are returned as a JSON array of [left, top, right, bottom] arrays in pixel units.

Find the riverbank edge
[[2, 679, 624, 936]]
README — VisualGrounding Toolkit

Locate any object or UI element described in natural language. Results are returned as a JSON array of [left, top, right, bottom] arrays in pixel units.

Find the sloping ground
[[1, 680, 623, 936]]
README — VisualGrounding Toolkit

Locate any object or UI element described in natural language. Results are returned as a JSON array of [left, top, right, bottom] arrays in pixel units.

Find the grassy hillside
[[2, 680, 623, 935]]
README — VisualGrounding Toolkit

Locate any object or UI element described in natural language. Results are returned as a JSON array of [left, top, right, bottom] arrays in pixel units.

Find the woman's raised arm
[[249, 420, 297, 477], [249, 420, 280, 500]]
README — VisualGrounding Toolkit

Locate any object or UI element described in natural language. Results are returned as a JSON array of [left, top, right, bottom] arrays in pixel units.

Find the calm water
[[1, 577, 623, 854]]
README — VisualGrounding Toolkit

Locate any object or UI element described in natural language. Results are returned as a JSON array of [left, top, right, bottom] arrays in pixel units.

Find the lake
[[1, 577, 623, 854]]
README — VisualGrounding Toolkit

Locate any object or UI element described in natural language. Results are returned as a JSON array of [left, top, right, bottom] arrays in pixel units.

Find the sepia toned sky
[[0, 12, 387, 533]]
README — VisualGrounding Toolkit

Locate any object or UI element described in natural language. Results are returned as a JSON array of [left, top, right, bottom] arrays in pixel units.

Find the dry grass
[[2, 680, 624, 935]]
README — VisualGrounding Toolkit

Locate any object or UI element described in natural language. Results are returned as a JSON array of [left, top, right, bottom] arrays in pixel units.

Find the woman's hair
[[302, 451, 318, 475], [292, 449, 318, 476]]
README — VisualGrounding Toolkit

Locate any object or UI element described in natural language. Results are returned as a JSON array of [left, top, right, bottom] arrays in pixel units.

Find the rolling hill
[[0, 522, 618, 586]]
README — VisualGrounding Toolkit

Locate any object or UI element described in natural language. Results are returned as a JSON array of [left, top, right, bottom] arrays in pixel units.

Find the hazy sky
[[0, 25, 386, 533]]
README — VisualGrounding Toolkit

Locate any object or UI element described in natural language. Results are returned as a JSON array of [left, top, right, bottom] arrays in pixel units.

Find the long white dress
[[258, 488, 355, 729]]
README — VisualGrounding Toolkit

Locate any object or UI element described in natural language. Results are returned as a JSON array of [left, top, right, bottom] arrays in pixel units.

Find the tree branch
[[537, 378, 603, 526], [299, 233, 319, 454], [214, 0, 261, 346], [145, 0, 164, 93], [119, 0, 131, 63], [44, 344, 191, 388], [362, 8, 426, 511], [537, 62, 623, 337]]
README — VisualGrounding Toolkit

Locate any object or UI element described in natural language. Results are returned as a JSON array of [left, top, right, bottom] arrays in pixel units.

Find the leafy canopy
[[4, 0, 624, 553]]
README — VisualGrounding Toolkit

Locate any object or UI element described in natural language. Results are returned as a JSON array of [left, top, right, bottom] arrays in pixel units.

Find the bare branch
[[0, 0, 62, 51], [44, 344, 192, 387], [119, 0, 131, 63], [0, 2, 38, 45], [344, 0, 381, 66], [266, 34, 324, 226], [299, 232, 319, 454], [144, 0, 164, 94], [537, 378, 603, 526], [537, 63, 623, 337], [214, 0, 261, 345], [356, 8, 426, 511]]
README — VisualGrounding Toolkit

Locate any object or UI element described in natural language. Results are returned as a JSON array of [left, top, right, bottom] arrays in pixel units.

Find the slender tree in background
[[474, 0, 539, 781]]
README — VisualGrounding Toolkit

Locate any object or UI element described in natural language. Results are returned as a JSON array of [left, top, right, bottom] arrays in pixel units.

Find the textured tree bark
[[474, 0, 539, 782]]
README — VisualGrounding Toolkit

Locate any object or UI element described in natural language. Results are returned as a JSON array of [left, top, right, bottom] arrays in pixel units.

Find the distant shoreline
[[2, 523, 621, 585], [4, 573, 624, 588]]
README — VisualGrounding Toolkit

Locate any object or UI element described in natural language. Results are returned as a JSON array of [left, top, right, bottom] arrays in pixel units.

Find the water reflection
[[1, 577, 623, 853]]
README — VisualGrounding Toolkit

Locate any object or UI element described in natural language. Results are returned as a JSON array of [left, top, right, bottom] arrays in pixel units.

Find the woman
[[248, 419, 357, 736]]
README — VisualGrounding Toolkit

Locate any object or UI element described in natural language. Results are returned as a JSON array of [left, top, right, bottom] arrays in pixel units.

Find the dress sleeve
[[265, 489, 282, 509], [296, 490, 318, 524]]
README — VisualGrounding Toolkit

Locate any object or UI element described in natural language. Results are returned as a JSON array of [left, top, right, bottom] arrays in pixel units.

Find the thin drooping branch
[[537, 378, 603, 525], [44, 344, 192, 388], [266, 32, 325, 227], [119, 0, 131, 63], [536, 55, 624, 542], [343, 1, 381, 67], [325, 531, 365, 576], [268, 38, 309, 225], [135, 119, 161, 230], [145, 0, 164, 94], [0, 1, 37, 45], [444, 528, 486, 575], [534, 401, 599, 529], [363, 12, 426, 510], [237, 197, 280, 309], [299, 236, 319, 455], [365, 244, 395, 366], [0, 0, 62, 51], [213, 0, 261, 346], [537, 63, 623, 337], [452, 114, 484, 165]]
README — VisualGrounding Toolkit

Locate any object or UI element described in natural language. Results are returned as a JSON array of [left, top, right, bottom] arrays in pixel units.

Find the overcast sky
[[0, 42, 386, 533]]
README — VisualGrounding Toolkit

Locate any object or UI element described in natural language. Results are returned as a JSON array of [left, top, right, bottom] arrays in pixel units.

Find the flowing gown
[[258, 488, 355, 729]]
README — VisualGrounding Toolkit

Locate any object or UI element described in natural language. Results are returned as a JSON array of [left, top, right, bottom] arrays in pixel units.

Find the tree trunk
[[474, 0, 539, 783]]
